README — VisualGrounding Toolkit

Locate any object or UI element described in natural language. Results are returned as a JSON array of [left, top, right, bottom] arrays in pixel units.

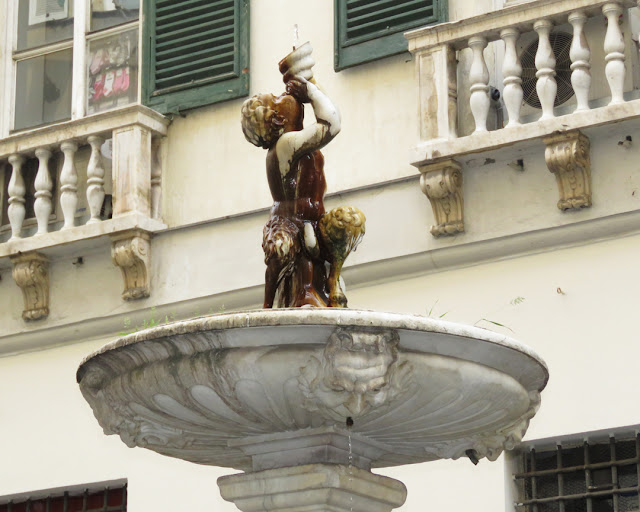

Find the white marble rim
[[77, 308, 549, 390]]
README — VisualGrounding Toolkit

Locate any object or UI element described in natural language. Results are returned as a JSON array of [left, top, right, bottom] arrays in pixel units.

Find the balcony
[[0, 105, 169, 320], [406, 0, 640, 236]]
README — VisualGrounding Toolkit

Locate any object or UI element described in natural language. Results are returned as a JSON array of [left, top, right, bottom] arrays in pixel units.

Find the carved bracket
[[544, 131, 592, 211], [11, 252, 49, 321], [111, 230, 151, 300], [419, 159, 464, 237]]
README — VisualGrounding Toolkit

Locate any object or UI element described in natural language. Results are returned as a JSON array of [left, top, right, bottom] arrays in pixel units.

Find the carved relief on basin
[[77, 309, 548, 470]]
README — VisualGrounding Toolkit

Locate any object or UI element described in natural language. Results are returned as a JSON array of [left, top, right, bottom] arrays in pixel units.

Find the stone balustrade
[[406, 0, 639, 237], [0, 105, 169, 320]]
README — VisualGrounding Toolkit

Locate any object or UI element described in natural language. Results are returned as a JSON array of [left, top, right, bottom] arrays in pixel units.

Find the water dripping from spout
[[347, 416, 354, 512]]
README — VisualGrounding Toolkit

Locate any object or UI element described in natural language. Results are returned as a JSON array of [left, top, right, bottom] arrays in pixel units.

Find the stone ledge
[[2, 208, 640, 356], [0, 105, 169, 159], [0, 213, 166, 264], [410, 99, 640, 168]]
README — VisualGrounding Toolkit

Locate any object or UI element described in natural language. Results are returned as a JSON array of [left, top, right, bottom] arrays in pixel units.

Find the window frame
[[140, 0, 250, 116], [0, 0, 250, 134], [506, 424, 640, 512], [1, 0, 144, 137], [0, 479, 128, 511], [333, 0, 448, 71]]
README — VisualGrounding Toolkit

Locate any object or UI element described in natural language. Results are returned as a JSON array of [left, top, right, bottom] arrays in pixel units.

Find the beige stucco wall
[[160, 0, 504, 227], [2, 114, 640, 340], [2, 232, 640, 510], [1, 0, 639, 510]]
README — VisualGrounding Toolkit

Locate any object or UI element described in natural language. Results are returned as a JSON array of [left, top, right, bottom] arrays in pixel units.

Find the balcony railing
[[405, 0, 639, 236], [0, 105, 169, 320]]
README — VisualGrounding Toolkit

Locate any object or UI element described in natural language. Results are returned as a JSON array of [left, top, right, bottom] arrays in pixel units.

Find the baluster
[[34, 148, 53, 235], [534, 19, 557, 120], [7, 154, 26, 240], [469, 36, 490, 133], [569, 11, 592, 112], [501, 28, 523, 127], [86, 136, 105, 224], [603, 2, 626, 105], [60, 142, 79, 229], [150, 138, 162, 219]]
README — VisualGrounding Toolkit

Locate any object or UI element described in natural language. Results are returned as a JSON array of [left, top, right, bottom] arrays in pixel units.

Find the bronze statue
[[241, 43, 365, 308]]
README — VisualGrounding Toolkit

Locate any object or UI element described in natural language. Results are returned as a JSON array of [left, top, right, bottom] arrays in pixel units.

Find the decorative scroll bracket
[[11, 252, 50, 321], [111, 230, 151, 300], [419, 159, 464, 237], [544, 130, 592, 211]]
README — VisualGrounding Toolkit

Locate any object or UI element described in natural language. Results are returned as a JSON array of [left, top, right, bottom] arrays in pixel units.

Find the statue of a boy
[[241, 44, 365, 309]]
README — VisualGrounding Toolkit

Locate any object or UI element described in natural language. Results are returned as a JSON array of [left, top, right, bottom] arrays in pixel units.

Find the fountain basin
[[77, 309, 547, 471]]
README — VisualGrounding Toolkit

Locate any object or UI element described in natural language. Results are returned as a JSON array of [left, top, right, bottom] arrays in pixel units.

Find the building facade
[[0, 0, 639, 510]]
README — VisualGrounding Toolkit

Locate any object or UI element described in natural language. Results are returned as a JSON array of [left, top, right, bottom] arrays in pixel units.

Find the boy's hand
[[286, 77, 311, 104]]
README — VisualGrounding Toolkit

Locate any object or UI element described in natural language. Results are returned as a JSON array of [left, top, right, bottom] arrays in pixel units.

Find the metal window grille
[[0, 481, 126, 512], [510, 427, 640, 512]]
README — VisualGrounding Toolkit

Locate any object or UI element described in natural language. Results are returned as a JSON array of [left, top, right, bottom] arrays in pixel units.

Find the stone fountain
[[77, 44, 548, 512]]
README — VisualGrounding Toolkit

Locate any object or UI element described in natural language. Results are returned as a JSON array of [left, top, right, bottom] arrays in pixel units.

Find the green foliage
[[118, 307, 175, 336], [117, 304, 227, 336], [425, 295, 526, 333], [474, 318, 514, 333], [426, 300, 449, 319]]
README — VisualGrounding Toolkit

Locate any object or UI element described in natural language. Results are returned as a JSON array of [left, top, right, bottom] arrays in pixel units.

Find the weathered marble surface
[[78, 309, 547, 470], [218, 463, 407, 512]]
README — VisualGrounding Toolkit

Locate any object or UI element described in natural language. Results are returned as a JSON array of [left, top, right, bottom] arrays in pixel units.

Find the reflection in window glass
[[15, 49, 73, 131], [17, 0, 75, 51], [87, 29, 139, 115], [91, 0, 139, 32]]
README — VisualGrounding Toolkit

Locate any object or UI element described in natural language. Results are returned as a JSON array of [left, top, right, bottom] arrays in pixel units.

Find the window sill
[[410, 98, 640, 167], [0, 104, 168, 158], [0, 212, 166, 262]]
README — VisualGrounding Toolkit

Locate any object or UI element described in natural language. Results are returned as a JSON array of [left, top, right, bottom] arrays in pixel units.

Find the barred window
[[508, 426, 640, 512]]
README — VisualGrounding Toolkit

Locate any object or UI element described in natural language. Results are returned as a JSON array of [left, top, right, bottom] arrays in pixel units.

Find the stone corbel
[[111, 230, 151, 300], [544, 130, 592, 211], [11, 252, 49, 321], [419, 159, 464, 237]]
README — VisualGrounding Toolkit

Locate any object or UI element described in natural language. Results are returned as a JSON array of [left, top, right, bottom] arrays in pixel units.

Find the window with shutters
[[334, 0, 448, 71], [141, 0, 250, 115], [1, 0, 248, 135]]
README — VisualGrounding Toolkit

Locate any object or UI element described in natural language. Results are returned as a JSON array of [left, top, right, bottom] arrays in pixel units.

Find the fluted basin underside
[[77, 309, 548, 470]]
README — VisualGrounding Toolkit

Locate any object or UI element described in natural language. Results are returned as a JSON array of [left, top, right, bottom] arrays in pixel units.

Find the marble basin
[[77, 309, 547, 472]]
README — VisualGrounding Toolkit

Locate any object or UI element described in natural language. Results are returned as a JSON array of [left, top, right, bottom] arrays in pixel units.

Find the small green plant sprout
[[426, 300, 449, 319], [474, 318, 515, 333], [117, 307, 175, 336], [510, 296, 525, 306]]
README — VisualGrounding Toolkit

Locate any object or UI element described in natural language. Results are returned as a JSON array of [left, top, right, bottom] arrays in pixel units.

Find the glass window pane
[[17, 0, 75, 51], [87, 29, 139, 115], [15, 49, 73, 131], [91, 0, 139, 32]]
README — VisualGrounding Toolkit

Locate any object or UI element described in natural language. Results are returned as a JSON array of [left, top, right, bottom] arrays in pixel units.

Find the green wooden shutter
[[142, 0, 249, 114], [334, 0, 447, 71]]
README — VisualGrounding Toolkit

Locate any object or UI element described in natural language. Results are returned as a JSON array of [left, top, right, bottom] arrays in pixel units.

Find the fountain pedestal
[[220, 426, 406, 511], [218, 464, 407, 512]]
